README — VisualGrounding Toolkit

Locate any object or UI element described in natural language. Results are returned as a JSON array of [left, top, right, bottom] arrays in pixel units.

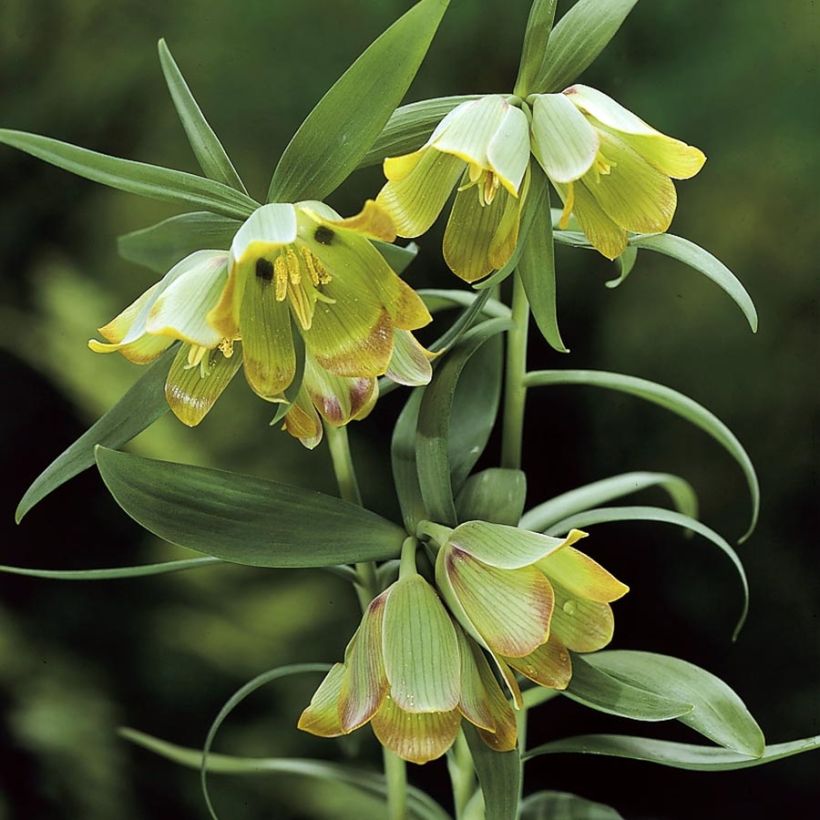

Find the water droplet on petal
[[562, 600, 577, 616]]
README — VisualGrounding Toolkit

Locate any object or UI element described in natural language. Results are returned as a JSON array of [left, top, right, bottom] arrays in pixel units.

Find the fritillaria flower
[[298, 574, 516, 764], [376, 95, 530, 282], [89, 201, 432, 445], [531, 84, 706, 259]]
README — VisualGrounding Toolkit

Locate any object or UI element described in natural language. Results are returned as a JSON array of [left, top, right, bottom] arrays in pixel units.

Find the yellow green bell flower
[[434, 522, 628, 693], [298, 575, 517, 764], [531, 84, 706, 260], [89, 200, 432, 439], [376, 95, 530, 282]]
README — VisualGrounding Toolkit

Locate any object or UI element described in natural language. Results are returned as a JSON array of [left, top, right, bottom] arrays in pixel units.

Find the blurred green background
[[1, 0, 817, 817]]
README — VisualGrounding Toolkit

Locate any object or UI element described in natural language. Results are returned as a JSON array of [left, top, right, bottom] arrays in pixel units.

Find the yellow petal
[[385, 330, 432, 387], [539, 546, 629, 603], [282, 384, 324, 449], [551, 582, 615, 653], [554, 180, 627, 261], [297, 663, 347, 737], [504, 633, 572, 690], [322, 199, 397, 243], [371, 696, 460, 764]]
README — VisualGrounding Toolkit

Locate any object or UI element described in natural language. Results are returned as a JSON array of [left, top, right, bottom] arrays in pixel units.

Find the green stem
[[500, 274, 530, 469], [449, 731, 476, 819], [323, 422, 407, 818]]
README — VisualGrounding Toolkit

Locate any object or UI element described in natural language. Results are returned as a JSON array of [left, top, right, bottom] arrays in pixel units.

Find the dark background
[[0, 0, 817, 817]]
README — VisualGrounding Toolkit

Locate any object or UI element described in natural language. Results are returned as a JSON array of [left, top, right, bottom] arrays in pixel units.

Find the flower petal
[[382, 576, 460, 713], [448, 522, 588, 569], [531, 93, 599, 184], [504, 633, 572, 690], [474, 653, 517, 752], [339, 593, 389, 731], [297, 663, 346, 737], [88, 329, 172, 364], [431, 96, 508, 167], [230, 203, 298, 264], [282, 384, 324, 449], [445, 548, 553, 658], [165, 343, 242, 427], [377, 148, 464, 237], [321, 199, 397, 243], [302, 355, 377, 427], [385, 330, 433, 386], [371, 696, 460, 764], [539, 546, 629, 603], [551, 582, 615, 653], [455, 627, 496, 732], [487, 105, 530, 195], [554, 180, 627, 260]]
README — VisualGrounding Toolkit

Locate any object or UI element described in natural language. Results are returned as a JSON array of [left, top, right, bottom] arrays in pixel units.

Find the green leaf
[[519, 471, 698, 532], [518, 167, 568, 352], [456, 468, 527, 526], [201, 664, 330, 820], [419, 289, 511, 321], [15, 347, 174, 522], [514, 1, 558, 97], [524, 369, 759, 542], [584, 651, 765, 756], [417, 319, 509, 525], [524, 734, 820, 772], [534, 0, 639, 93], [0, 557, 221, 581], [544, 506, 749, 641], [624, 233, 758, 332], [565, 655, 693, 722], [359, 95, 481, 168], [268, 0, 451, 202], [0, 129, 259, 219], [119, 212, 240, 273], [392, 389, 427, 533], [521, 790, 623, 819], [94, 447, 406, 567], [121, 729, 450, 820], [463, 724, 521, 820], [157, 39, 247, 193], [606, 245, 638, 288]]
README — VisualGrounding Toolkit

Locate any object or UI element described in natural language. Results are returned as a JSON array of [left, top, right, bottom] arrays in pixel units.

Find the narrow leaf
[[524, 369, 759, 542], [391, 389, 428, 533], [417, 319, 509, 525], [463, 724, 521, 820], [544, 506, 749, 640], [268, 0, 451, 202], [95, 447, 406, 567], [0, 557, 221, 581], [535, 0, 639, 93], [520, 471, 698, 532], [524, 734, 820, 772], [419, 289, 511, 320], [566, 655, 693, 722], [0, 129, 259, 219], [359, 95, 481, 168], [514, 0, 558, 97], [585, 651, 765, 756], [16, 347, 174, 522], [521, 790, 623, 819], [158, 39, 247, 193]]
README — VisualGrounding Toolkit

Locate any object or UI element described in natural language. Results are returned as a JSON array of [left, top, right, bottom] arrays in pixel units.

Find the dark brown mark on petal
[[314, 225, 335, 245], [255, 258, 274, 282]]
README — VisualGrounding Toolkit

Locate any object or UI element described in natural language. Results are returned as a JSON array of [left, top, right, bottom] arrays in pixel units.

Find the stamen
[[218, 338, 234, 358], [468, 163, 482, 184], [302, 246, 321, 286], [185, 344, 209, 370], [558, 182, 575, 230], [286, 247, 301, 284], [483, 172, 500, 205], [288, 280, 314, 331], [274, 254, 289, 301]]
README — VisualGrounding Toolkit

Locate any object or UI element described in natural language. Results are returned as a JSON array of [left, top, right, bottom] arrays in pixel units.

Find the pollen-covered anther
[[273, 254, 289, 302], [286, 247, 302, 284], [218, 338, 234, 358]]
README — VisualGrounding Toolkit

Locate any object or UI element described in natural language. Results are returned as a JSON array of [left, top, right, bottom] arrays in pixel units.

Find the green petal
[[488, 169, 528, 271], [455, 627, 496, 732], [531, 93, 599, 183], [302, 355, 378, 426], [555, 180, 627, 261], [297, 663, 346, 737], [385, 330, 433, 386], [238, 269, 297, 398], [474, 651, 517, 752], [88, 328, 173, 364], [146, 250, 229, 346], [538, 546, 629, 603], [282, 384, 324, 450], [448, 522, 588, 569], [377, 148, 464, 237], [443, 181, 507, 282], [584, 131, 677, 234], [445, 548, 553, 658], [382, 576, 460, 713], [231, 203, 298, 263], [431, 96, 508, 167], [486, 104, 530, 194], [504, 634, 572, 690], [371, 696, 460, 764], [551, 582, 614, 653], [165, 343, 242, 427], [339, 593, 389, 732]]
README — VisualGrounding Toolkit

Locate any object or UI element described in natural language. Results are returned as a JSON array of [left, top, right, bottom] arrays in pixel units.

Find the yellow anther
[[218, 338, 235, 358], [286, 247, 301, 284], [302, 246, 321, 286], [186, 344, 208, 368], [274, 254, 289, 301], [559, 182, 575, 230], [468, 162, 482, 184], [288, 280, 314, 331], [483, 171, 500, 206]]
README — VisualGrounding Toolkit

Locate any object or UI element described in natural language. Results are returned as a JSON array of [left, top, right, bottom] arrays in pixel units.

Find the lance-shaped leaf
[[463, 724, 521, 820], [524, 369, 759, 542], [534, 0, 639, 94], [359, 95, 482, 168], [456, 468, 527, 526], [521, 790, 624, 819], [392, 389, 427, 532], [545, 506, 749, 641], [419, 289, 510, 320], [518, 166, 568, 352], [524, 734, 820, 772], [16, 347, 174, 522], [0, 557, 221, 581], [514, 0, 558, 97], [520, 471, 698, 532], [94, 447, 406, 567], [158, 39, 247, 193], [268, 0, 451, 203], [0, 129, 259, 219], [417, 319, 508, 525], [584, 651, 765, 756]]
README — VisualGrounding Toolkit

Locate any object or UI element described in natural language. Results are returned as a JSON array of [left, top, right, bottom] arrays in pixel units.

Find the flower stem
[[500, 273, 530, 470], [323, 421, 407, 817], [448, 731, 476, 819]]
